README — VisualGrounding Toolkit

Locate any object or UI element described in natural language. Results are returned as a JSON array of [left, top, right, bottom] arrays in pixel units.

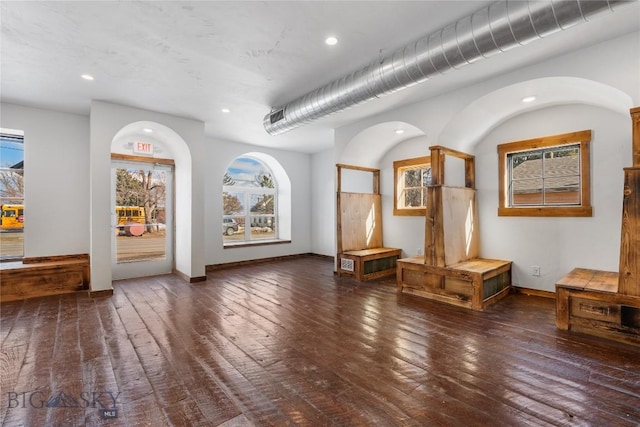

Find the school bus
[[115, 206, 146, 235], [0, 204, 24, 230]]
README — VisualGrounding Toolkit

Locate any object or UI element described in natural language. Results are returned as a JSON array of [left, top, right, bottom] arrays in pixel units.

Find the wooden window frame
[[497, 130, 592, 217], [393, 156, 431, 216]]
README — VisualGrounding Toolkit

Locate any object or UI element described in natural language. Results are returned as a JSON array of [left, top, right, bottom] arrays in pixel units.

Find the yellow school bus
[[0, 204, 24, 230], [115, 206, 146, 235]]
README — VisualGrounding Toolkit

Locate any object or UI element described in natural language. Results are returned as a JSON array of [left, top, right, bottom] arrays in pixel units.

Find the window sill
[[394, 208, 426, 216], [224, 239, 291, 249], [498, 206, 592, 217]]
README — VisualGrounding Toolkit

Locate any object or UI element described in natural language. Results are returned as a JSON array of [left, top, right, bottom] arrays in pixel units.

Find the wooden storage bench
[[556, 268, 640, 346], [397, 256, 511, 310], [339, 247, 402, 281], [0, 254, 90, 302]]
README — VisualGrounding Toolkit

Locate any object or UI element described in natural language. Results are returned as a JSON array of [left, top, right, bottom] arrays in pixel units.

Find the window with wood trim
[[498, 130, 592, 217], [393, 156, 432, 216]]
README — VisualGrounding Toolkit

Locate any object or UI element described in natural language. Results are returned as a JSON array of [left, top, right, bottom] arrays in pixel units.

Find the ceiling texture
[[1, 1, 639, 153]]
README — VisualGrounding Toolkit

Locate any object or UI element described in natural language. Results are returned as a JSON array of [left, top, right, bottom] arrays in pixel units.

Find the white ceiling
[[1, 1, 638, 153]]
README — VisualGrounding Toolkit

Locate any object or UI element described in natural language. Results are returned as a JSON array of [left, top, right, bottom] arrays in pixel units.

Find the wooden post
[[430, 147, 442, 186], [618, 167, 640, 296], [373, 169, 380, 195], [631, 106, 640, 167], [465, 158, 475, 190], [618, 107, 640, 296]]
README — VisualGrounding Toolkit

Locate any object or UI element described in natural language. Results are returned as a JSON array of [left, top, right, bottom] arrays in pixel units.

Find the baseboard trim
[[512, 286, 555, 299], [89, 289, 114, 298], [206, 253, 334, 272]]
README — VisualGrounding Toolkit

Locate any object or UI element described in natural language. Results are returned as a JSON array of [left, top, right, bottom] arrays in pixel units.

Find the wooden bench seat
[[338, 247, 402, 281], [397, 256, 512, 310], [0, 254, 90, 302], [556, 268, 640, 346]]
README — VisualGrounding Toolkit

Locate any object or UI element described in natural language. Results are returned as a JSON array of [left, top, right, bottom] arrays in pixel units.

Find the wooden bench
[[556, 268, 640, 346], [397, 256, 511, 310], [336, 164, 401, 282], [0, 254, 90, 302], [339, 247, 402, 281]]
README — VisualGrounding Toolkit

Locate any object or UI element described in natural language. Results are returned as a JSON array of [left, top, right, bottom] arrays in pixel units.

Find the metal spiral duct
[[264, 0, 627, 135]]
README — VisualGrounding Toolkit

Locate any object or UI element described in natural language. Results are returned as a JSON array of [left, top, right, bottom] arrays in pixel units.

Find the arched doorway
[[110, 121, 184, 280]]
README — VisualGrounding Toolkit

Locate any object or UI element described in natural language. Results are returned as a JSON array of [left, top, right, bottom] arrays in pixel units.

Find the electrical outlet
[[532, 266, 541, 276]]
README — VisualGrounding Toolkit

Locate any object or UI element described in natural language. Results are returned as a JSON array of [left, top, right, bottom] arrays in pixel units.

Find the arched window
[[223, 156, 278, 244]]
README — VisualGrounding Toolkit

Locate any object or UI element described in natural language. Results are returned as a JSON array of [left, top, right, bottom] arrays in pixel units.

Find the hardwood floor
[[1, 256, 639, 426]]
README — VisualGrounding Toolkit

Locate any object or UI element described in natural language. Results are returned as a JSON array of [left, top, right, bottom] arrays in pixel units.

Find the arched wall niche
[[338, 121, 425, 168], [439, 76, 634, 153], [109, 120, 193, 279], [223, 151, 292, 240]]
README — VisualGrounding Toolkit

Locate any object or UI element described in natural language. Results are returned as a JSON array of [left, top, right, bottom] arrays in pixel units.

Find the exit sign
[[133, 141, 153, 155]]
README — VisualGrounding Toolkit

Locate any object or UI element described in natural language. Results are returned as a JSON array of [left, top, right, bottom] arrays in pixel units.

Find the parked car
[[223, 218, 239, 235]]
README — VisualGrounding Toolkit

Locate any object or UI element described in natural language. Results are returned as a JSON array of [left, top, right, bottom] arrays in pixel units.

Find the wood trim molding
[[511, 286, 555, 299], [207, 253, 325, 272], [393, 156, 431, 216], [172, 269, 206, 283], [111, 153, 175, 165], [335, 163, 380, 173], [498, 206, 593, 217], [631, 106, 640, 166], [224, 239, 291, 249], [89, 289, 114, 298], [497, 130, 592, 217], [22, 253, 89, 264]]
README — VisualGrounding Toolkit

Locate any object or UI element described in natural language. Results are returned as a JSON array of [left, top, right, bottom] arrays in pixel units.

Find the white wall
[[311, 148, 335, 257], [90, 101, 206, 290], [0, 103, 90, 258], [379, 136, 430, 258], [315, 31, 639, 284], [205, 138, 312, 264], [475, 105, 628, 291]]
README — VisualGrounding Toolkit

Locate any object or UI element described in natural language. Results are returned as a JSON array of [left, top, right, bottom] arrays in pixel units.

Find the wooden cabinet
[[397, 257, 511, 310], [339, 248, 402, 281], [556, 268, 640, 346], [555, 107, 640, 346]]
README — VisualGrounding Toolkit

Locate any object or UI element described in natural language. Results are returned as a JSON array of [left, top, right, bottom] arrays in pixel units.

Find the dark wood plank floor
[[1, 256, 639, 426]]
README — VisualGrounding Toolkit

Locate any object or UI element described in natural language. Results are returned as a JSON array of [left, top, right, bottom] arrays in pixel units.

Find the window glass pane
[[223, 156, 278, 244], [404, 188, 422, 208], [511, 151, 543, 179], [422, 168, 433, 186], [223, 216, 243, 241], [223, 192, 245, 215], [543, 145, 579, 177], [512, 179, 543, 205], [250, 193, 274, 215], [115, 167, 167, 263], [250, 215, 275, 240], [544, 177, 580, 205], [1, 132, 25, 259], [404, 169, 421, 188]]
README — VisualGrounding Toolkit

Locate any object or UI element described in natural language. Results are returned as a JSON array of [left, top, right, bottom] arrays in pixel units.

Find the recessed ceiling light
[[395, 129, 405, 135], [221, 108, 231, 113], [143, 128, 153, 133], [522, 95, 536, 103], [81, 74, 94, 81], [325, 36, 338, 46]]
